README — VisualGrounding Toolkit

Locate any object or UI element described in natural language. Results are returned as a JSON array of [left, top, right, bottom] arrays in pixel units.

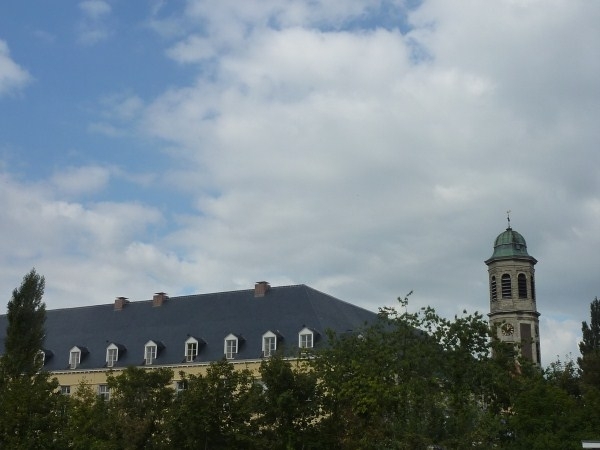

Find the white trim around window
[[185, 336, 199, 362], [262, 331, 277, 357], [144, 340, 158, 365], [298, 327, 314, 349], [224, 334, 238, 359], [69, 346, 81, 369], [98, 384, 110, 401], [106, 343, 119, 368]]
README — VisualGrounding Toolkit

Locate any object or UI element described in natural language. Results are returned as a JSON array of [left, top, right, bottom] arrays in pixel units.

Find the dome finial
[[506, 210, 512, 230]]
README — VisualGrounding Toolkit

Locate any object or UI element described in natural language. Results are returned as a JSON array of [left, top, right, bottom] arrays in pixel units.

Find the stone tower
[[485, 220, 541, 365]]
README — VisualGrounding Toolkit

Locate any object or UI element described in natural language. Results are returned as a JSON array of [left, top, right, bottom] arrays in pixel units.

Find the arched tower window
[[490, 276, 497, 301], [518, 273, 527, 298], [531, 275, 536, 301], [501, 274, 511, 298]]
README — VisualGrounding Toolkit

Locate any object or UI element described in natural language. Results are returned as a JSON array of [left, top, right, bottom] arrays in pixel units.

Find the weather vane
[[506, 210, 511, 229]]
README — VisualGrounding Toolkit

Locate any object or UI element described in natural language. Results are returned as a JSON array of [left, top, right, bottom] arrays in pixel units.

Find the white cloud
[[0, 40, 32, 97], [77, 0, 113, 45], [166, 35, 217, 63], [79, 0, 111, 20], [135, 0, 600, 365], [50, 165, 111, 196], [0, 171, 176, 309], [540, 316, 581, 364], [1, 0, 598, 369]]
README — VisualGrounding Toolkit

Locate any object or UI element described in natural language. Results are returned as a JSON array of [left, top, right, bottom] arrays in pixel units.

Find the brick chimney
[[254, 281, 270, 298], [114, 297, 129, 311], [153, 292, 169, 307]]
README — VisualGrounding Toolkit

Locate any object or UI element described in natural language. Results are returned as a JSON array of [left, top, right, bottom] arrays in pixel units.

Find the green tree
[[2, 268, 46, 378], [506, 370, 583, 450], [257, 353, 323, 449], [312, 294, 516, 449], [106, 367, 174, 450], [63, 380, 116, 450], [0, 269, 63, 449], [578, 297, 600, 389], [166, 359, 261, 449]]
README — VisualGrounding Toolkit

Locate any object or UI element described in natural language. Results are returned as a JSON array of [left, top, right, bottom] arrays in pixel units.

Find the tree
[[166, 359, 261, 449], [2, 268, 46, 378], [311, 294, 517, 449], [506, 371, 583, 450], [578, 297, 600, 389], [106, 367, 174, 450], [63, 380, 116, 450], [0, 269, 63, 449], [257, 353, 323, 449]]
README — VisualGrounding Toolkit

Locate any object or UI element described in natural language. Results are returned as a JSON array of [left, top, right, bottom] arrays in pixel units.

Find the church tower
[[486, 217, 541, 365]]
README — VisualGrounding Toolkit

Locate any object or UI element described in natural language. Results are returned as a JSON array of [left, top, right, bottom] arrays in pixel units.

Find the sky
[[0, 0, 598, 367]]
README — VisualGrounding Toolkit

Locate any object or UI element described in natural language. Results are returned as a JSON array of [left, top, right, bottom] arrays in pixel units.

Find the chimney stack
[[254, 281, 270, 298], [153, 292, 169, 307], [114, 297, 129, 311]]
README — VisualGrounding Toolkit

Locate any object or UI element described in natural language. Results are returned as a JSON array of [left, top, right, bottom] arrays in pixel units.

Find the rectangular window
[[98, 384, 110, 401], [520, 323, 533, 361], [186, 342, 197, 362], [263, 336, 276, 357], [145, 345, 157, 365], [225, 339, 237, 359], [501, 274, 512, 298], [518, 273, 528, 298], [69, 350, 80, 369], [107, 348, 118, 367], [60, 385, 71, 395], [300, 333, 313, 349], [176, 380, 187, 394]]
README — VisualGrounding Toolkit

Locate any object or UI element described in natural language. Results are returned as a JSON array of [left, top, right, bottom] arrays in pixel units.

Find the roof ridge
[[33, 283, 311, 314]]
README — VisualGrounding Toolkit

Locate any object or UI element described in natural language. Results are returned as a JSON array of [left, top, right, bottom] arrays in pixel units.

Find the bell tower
[[486, 214, 541, 365]]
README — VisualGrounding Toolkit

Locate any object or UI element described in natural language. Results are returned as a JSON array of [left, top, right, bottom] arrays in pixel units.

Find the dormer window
[[36, 349, 48, 367], [224, 334, 238, 359], [144, 340, 163, 365], [185, 337, 199, 362], [106, 343, 124, 368], [262, 331, 278, 357], [299, 327, 315, 349], [69, 346, 82, 369]]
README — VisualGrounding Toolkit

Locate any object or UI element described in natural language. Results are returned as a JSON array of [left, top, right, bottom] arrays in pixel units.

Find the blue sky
[[0, 0, 599, 366]]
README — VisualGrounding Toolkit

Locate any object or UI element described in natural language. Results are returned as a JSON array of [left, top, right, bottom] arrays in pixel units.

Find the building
[[0, 282, 378, 392], [486, 222, 541, 365]]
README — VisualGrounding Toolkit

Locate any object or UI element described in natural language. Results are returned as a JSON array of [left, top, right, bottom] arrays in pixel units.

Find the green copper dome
[[486, 227, 537, 263]]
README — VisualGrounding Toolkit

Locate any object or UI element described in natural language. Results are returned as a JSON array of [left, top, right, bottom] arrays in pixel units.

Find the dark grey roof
[[0, 284, 378, 371]]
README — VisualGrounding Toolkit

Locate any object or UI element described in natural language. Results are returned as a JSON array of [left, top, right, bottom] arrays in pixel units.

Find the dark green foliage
[[2, 268, 46, 378], [3, 281, 600, 448], [506, 371, 583, 450], [106, 367, 174, 449], [63, 381, 117, 450], [166, 359, 261, 449], [578, 297, 600, 388], [257, 353, 324, 449], [312, 295, 512, 449], [0, 269, 64, 449]]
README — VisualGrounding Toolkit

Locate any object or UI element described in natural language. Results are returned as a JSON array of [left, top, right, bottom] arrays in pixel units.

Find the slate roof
[[0, 284, 378, 372]]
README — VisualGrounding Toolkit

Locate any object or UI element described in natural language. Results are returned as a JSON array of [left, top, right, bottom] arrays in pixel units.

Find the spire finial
[[506, 210, 512, 230]]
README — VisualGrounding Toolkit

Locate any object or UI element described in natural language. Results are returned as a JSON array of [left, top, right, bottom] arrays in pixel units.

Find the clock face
[[501, 323, 515, 336]]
